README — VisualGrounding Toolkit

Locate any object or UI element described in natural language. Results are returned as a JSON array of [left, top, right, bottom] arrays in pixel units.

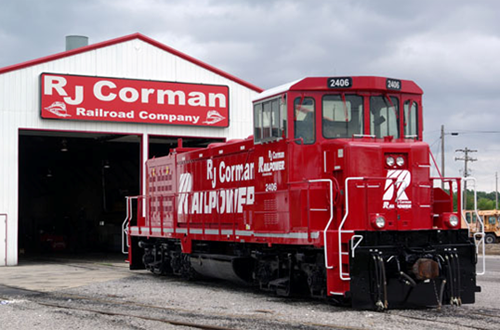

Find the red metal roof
[[0, 33, 263, 93], [290, 76, 423, 94]]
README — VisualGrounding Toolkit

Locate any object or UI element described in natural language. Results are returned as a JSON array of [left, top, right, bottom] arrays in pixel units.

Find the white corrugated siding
[[0, 38, 259, 265]]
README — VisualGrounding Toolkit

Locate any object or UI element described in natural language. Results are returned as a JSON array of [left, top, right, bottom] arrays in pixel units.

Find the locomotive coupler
[[410, 258, 439, 280]]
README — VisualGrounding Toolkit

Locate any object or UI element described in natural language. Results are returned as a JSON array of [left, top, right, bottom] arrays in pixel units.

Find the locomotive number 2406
[[327, 77, 352, 89], [265, 183, 277, 192]]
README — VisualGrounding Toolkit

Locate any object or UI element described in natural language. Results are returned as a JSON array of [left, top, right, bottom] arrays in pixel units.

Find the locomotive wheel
[[485, 234, 497, 244]]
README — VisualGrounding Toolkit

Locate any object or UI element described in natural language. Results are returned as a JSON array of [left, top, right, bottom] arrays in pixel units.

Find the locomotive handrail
[[429, 151, 443, 178], [338, 176, 401, 281], [296, 179, 333, 268], [1, 213, 7, 266], [431, 177, 472, 234], [352, 134, 375, 138], [350, 234, 364, 258], [462, 177, 485, 276], [122, 195, 143, 255], [338, 177, 364, 279]]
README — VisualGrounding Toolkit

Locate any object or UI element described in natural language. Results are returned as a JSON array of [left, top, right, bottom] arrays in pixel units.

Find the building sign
[[40, 73, 229, 127]]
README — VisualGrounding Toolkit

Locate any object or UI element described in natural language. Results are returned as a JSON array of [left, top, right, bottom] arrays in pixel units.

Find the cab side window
[[404, 100, 418, 138], [294, 97, 315, 144], [254, 96, 287, 143]]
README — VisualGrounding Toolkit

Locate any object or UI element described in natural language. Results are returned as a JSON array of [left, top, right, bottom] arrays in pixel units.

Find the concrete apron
[[0, 257, 131, 293]]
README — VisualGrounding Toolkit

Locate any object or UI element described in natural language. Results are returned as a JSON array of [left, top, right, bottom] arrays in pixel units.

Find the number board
[[386, 78, 401, 90], [327, 77, 352, 89]]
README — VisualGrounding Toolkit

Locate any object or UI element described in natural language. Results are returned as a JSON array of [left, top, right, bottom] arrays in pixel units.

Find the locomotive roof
[[253, 76, 423, 102]]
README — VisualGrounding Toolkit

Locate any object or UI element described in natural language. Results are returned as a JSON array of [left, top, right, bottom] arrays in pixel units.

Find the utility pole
[[455, 147, 477, 210], [496, 172, 498, 210], [439, 125, 458, 188]]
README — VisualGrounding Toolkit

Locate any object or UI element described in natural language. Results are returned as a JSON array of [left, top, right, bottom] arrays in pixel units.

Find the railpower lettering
[[178, 173, 254, 215], [258, 157, 285, 175], [258, 150, 286, 176], [178, 186, 255, 215]]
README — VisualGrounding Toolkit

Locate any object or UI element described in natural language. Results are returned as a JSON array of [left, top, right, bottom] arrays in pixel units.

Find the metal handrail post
[[463, 177, 485, 275], [337, 177, 363, 279]]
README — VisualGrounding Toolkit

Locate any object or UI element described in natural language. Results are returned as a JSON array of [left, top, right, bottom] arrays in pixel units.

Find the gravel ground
[[485, 243, 500, 255], [0, 253, 499, 330]]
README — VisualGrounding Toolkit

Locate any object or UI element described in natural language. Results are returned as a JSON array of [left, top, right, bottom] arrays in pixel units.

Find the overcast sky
[[1, 0, 499, 192]]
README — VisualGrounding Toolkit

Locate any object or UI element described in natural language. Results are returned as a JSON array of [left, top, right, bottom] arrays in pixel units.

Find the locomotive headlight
[[375, 216, 386, 228], [371, 214, 386, 229], [386, 156, 395, 167], [442, 213, 460, 228], [396, 156, 405, 167], [448, 214, 459, 227]]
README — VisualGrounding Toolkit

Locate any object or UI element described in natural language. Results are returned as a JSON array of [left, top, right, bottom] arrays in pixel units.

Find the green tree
[[449, 189, 497, 211]]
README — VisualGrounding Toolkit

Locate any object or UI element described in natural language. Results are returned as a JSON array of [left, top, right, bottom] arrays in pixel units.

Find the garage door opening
[[18, 131, 141, 258], [148, 135, 224, 158], [18, 131, 224, 260]]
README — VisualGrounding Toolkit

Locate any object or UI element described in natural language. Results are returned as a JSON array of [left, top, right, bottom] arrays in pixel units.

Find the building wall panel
[[0, 36, 260, 265]]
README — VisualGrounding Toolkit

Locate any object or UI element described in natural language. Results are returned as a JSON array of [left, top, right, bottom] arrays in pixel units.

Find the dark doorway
[[18, 131, 141, 256], [148, 135, 224, 159]]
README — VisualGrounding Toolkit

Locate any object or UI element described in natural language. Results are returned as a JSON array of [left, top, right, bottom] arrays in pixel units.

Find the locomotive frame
[[124, 76, 482, 310]]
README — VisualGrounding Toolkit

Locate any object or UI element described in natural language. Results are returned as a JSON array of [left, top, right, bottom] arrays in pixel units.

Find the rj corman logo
[[40, 73, 230, 127], [382, 169, 412, 209]]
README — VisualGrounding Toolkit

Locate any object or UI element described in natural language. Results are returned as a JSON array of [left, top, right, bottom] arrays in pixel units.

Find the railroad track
[[2, 285, 498, 330], [388, 309, 500, 330], [1, 259, 498, 330], [0, 286, 369, 330]]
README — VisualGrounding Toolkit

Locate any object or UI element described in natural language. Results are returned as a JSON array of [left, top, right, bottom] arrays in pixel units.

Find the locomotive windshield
[[370, 96, 399, 138], [254, 77, 422, 143], [322, 95, 363, 138]]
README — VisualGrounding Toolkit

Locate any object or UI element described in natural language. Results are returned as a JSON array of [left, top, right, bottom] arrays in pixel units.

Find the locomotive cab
[[252, 77, 479, 309]]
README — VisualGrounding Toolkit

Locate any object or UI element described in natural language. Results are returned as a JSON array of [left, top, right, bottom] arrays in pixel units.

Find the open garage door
[[18, 131, 224, 259], [18, 131, 141, 256]]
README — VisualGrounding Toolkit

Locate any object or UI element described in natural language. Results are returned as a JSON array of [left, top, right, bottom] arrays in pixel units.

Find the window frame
[[369, 95, 400, 139], [293, 96, 316, 145], [322, 93, 364, 139], [403, 99, 419, 139], [253, 95, 287, 144]]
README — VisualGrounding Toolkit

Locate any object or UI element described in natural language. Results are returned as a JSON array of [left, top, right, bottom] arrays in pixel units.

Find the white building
[[0, 33, 261, 266]]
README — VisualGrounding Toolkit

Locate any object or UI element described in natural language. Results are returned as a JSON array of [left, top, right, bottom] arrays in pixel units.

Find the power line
[[455, 147, 477, 178], [450, 130, 500, 134], [441, 130, 500, 135]]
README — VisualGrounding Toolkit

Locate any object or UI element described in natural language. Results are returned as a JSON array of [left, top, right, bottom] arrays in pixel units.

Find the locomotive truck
[[124, 76, 481, 310]]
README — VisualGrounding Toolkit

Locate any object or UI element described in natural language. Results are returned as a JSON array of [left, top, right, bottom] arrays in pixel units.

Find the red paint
[[41, 73, 230, 127], [129, 76, 462, 298]]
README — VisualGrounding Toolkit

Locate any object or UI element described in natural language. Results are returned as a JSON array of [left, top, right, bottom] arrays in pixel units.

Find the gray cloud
[[1, 0, 499, 190]]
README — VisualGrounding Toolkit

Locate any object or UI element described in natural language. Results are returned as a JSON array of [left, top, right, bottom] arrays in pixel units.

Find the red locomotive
[[125, 76, 480, 310]]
